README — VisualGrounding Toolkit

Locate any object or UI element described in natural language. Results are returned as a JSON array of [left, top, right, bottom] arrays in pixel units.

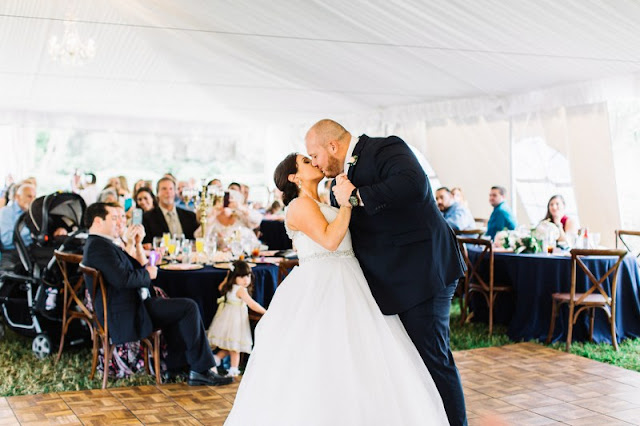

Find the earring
[[297, 180, 302, 189]]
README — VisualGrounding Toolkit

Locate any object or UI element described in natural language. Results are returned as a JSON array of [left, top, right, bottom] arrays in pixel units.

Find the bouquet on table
[[494, 227, 544, 254]]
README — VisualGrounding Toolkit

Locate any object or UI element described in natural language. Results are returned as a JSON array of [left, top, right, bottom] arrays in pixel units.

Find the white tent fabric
[[3, 0, 640, 126], [1, 0, 639, 246]]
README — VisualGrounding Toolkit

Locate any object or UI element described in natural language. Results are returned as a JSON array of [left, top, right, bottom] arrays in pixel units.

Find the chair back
[[569, 249, 627, 307], [277, 259, 299, 284], [54, 250, 91, 319], [615, 230, 640, 259], [454, 229, 485, 237], [78, 263, 108, 340], [456, 237, 494, 292], [474, 217, 489, 227]]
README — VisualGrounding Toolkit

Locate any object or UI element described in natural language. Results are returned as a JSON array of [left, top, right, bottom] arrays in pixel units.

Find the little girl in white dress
[[207, 260, 266, 377]]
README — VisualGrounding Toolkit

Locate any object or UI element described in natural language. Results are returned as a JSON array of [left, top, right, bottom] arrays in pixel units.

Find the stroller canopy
[[26, 192, 86, 244]]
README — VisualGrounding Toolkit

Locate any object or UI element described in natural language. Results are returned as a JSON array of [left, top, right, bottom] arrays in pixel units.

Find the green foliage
[[0, 328, 155, 397]]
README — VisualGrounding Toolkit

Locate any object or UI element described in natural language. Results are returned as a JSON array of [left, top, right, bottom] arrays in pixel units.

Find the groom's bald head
[[305, 119, 351, 178], [306, 119, 349, 146]]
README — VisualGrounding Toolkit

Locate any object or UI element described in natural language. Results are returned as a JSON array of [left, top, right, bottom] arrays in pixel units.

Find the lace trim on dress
[[299, 249, 355, 264]]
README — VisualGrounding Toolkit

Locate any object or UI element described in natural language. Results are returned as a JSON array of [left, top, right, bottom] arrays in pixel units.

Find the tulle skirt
[[225, 256, 449, 425]]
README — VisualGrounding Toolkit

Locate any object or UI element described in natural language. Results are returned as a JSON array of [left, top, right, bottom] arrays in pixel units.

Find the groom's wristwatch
[[349, 188, 359, 207]]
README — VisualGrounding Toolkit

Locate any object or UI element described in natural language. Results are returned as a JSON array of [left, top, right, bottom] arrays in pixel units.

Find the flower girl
[[207, 260, 266, 376]]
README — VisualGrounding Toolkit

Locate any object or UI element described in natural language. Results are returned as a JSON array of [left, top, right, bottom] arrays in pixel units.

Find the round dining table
[[466, 247, 640, 344], [154, 263, 279, 328]]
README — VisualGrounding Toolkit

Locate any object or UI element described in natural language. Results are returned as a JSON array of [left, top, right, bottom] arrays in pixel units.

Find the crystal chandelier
[[48, 19, 96, 66]]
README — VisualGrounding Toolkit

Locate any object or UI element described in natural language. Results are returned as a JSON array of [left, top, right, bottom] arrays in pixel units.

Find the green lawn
[[0, 301, 638, 396]]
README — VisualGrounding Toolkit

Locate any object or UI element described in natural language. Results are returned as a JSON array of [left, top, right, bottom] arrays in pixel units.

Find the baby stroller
[[0, 192, 89, 358]]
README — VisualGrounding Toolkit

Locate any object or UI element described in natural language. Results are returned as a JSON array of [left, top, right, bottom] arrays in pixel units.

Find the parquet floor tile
[[8, 393, 80, 424], [4, 342, 640, 425], [529, 402, 602, 422]]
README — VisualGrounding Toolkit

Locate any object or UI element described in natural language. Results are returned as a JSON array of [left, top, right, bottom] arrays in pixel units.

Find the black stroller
[[0, 192, 89, 358]]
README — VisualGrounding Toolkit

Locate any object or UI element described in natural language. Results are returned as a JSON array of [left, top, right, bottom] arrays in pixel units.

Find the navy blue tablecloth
[[259, 220, 292, 250], [466, 248, 640, 344], [155, 263, 279, 328]]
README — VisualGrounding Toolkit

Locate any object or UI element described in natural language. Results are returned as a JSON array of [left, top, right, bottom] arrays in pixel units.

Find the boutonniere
[[347, 155, 358, 167]]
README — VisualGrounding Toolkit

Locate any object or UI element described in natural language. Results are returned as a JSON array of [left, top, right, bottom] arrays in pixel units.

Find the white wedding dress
[[225, 200, 449, 425]]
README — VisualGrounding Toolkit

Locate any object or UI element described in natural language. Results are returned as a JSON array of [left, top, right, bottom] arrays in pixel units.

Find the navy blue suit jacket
[[332, 134, 465, 314], [82, 234, 153, 344]]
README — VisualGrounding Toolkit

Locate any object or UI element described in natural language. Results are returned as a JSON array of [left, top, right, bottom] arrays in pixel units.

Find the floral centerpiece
[[494, 228, 543, 254]]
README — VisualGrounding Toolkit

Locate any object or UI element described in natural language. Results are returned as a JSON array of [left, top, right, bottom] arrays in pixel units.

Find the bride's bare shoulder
[[285, 197, 321, 230]]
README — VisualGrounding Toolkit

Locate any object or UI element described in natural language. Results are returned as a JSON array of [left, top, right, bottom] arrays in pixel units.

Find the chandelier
[[48, 19, 96, 66]]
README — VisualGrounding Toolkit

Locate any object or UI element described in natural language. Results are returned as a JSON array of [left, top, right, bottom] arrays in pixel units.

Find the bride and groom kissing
[[225, 119, 467, 426]]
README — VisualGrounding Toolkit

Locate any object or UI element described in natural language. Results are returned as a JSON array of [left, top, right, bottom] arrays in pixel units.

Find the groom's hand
[[332, 173, 356, 206]]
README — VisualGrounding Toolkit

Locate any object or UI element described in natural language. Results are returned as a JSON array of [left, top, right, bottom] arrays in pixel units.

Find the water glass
[[182, 240, 192, 264], [152, 236, 163, 250]]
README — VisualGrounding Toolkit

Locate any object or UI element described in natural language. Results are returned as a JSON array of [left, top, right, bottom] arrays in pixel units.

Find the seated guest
[[207, 178, 222, 189], [196, 189, 260, 251], [73, 173, 100, 206], [82, 203, 232, 386], [435, 187, 475, 231], [228, 182, 242, 193], [133, 179, 152, 194], [263, 200, 284, 220], [486, 185, 517, 239], [175, 180, 195, 212], [134, 187, 158, 213], [142, 177, 198, 243], [98, 188, 118, 204], [0, 183, 36, 269], [541, 194, 579, 242], [451, 187, 469, 208]]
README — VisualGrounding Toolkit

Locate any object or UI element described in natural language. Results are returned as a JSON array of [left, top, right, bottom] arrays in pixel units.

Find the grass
[[0, 301, 638, 396]]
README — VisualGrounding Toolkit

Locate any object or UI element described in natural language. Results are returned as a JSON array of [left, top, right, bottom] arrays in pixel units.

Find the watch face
[[349, 196, 358, 207]]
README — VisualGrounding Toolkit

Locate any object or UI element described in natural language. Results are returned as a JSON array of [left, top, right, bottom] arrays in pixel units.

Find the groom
[[306, 119, 467, 426]]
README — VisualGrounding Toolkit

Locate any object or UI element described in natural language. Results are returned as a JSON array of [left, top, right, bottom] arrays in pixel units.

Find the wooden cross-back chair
[[456, 237, 511, 335], [615, 230, 640, 259], [546, 249, 627, 352], [54, 250, 92, 363], [79, 263, 162, 389]]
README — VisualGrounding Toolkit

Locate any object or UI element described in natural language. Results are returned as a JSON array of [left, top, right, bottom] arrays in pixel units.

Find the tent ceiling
[[2, 0, 640, 126]]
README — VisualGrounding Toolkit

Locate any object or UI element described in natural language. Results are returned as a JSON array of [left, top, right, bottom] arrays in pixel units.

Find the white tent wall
[[424, 117, 510, 221], [566, 104, 621, 248]]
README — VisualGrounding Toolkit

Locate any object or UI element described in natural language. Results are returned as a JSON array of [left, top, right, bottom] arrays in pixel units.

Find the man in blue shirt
[[0, 183, 36, 269], [486, 185, 517, 239], [435, 187, 475, 231]]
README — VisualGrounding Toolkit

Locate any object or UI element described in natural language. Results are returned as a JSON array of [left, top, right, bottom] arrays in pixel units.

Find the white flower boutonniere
[[347, 155, 359, 167]]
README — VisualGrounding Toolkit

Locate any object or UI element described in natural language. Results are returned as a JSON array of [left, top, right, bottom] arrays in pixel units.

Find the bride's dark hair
[[274, 153, 299, 206]]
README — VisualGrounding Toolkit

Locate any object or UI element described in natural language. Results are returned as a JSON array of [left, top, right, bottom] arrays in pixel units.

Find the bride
[[224, 153, 449, 425]]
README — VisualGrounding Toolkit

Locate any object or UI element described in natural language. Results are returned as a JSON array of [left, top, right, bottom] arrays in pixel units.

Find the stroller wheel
[[32, 334, 52, 359]]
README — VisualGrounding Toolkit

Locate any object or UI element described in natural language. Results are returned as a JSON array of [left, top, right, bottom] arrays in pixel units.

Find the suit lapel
[[347, 135, 367, 181]]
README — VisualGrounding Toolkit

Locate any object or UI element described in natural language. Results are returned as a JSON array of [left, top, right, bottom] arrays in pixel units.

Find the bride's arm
[[286, 198, 352, 252]]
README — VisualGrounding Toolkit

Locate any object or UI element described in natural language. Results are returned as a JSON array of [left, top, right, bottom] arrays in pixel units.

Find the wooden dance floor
[[1, 342, 640, 425]]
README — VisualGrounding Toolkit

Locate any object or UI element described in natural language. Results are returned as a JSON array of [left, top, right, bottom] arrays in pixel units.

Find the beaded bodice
[[285, 199, 355, 264]]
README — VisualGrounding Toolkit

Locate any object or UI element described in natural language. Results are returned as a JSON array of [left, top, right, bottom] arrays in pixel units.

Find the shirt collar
[[343, 134, 359, 174], [89, 231, 115, 242], [159, 204, 176, 216]]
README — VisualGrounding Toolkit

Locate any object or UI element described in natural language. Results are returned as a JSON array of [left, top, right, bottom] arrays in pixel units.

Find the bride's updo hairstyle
[[274, 153, 299, 206]]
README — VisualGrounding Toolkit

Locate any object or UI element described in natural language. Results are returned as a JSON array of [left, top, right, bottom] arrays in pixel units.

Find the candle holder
[[183, 181, 224, 237]]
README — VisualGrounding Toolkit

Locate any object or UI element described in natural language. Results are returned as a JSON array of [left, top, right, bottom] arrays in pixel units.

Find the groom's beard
[[324, 155, 343, 178]]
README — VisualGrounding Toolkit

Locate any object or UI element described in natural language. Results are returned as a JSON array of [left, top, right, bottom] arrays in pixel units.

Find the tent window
[[513, 137, 578, 226]]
